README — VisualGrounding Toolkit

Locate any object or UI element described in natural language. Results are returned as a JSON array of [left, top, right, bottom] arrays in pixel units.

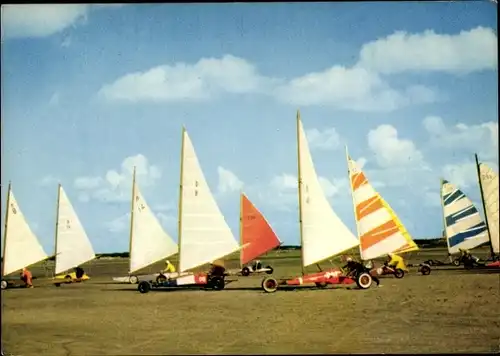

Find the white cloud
[[105, 212, 130, 233], [106, 210, 176, 234], [74, 154, 162, 203], [442, 160, 499, 189], [423, 188, 441, 207], [259, 173, 298, 211], [157, 212, 177, 232], [74, 176, 103, 190], [1, 4, 88, 39], [39, 175, 59, 187], [367, 124, 426, 168], [423, 116, 498, 161], [1, 4, 123, 39], [442, 161, 477, 188], [99, 55, 277, 102], [318, 177, 349, 198], [217, 166, 244, 194], [306, 127, 341, 151], [99, 54, 437, 112], [98, 27, 496, 111], [356, 157, 367, 170], [422, 115, 447, 134], [153, 202, 176, 212], [259, 173, 348, 211], [273, 66, 437, 112], [358, 26, 498, 74], [270, 173, 297, 190]]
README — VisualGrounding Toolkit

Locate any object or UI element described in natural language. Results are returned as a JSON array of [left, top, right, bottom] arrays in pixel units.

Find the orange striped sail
[[240, 193, 282, 266], [346, 151, 418, 260]]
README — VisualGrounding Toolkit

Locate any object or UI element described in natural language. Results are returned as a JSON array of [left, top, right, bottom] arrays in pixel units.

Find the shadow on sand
[[100, 283, 371, 293]]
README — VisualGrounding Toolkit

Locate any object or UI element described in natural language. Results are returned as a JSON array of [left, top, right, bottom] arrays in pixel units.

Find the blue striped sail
[[441, 179, 490, 254]]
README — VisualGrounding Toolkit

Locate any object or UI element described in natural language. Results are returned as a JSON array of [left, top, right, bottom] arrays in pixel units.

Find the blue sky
[[1, 3, 498, 253]]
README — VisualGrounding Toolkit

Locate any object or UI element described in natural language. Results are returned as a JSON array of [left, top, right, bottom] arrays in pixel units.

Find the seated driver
[[20, 267, 33, 288], [163, 260, 176, 274], [254, 260, 262, 270], [74, 266, 85, 280], [386, 253, 406, 270], [209, 260, 226, 276], [342, 257, 380, 287], [342, 257, 364, 276]]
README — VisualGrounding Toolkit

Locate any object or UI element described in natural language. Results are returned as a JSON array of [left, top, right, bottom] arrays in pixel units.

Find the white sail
[[297, 116, 359, 267], [179, 129, 240, 272], [2, 187, 48, 276], [441, 179, 490, 254], [479, 163, 499, 254], [130, 181, 178, 273], [55, 185, 95, 275]]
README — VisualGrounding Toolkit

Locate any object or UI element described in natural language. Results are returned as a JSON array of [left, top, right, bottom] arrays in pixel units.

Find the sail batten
[[55, 186, 95, 275], [2, 186, 49, 276], [441, 179, 489, 254], [298, 117, 359, 267], [478, 163, 499, 254], [347, 154, 418, 260], [178, 129, 240, 272], [240, 193, 281, 265], [129, 182, 178, 274]]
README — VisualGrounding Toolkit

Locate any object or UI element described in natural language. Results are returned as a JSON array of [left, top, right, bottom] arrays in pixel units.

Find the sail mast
[[439, 178, 451, 254], [296, 110, 306, 276], [128, 167, 137, 273], [475, 153, 495, 257], [53, 184, 62, 275], [1, 182, 12, 277], [345, 146, 362, 260], [239, 191, 244, 269], [177, 126, 186, 272]]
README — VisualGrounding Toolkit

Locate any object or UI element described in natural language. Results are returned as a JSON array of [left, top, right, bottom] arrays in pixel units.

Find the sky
[[1, 3, 498, 254]]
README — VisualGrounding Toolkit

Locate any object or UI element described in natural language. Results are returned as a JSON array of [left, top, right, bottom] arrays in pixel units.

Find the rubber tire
[[394, 269, 405, 279], [262, 277, 278, 293], [420, 265, 431, 275], [464, 261, 474, 270], [129, 275, 138, 284], [64, 275, 72, 284], [453, 259, 461, 267], [156, 274, 167, 284], [1, 280, 7, 290], [138, 281, 151, 294], [209, 277, 225, 291], [315, 282, 328, 289], [265, 266, 274, 274], [241, 267, 250, 276], [356, 272, 373, 289]]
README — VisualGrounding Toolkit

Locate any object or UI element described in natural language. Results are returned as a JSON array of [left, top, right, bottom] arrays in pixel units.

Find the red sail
[[240, 193, 281, 265]]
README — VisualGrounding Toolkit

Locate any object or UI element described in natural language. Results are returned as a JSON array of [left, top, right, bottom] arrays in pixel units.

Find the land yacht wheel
[[209, 276, 225, 290], [420, 265, 431, 275], [129, 275, 138, 284], [315, 282, 328, 289], [241, 267, 251, 276], [138, 281, 151, 294], [1, 280, 7, 290], [262, 277, 278, 293], [356, 272, 373, 289], [394, 269, 405, 279]]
